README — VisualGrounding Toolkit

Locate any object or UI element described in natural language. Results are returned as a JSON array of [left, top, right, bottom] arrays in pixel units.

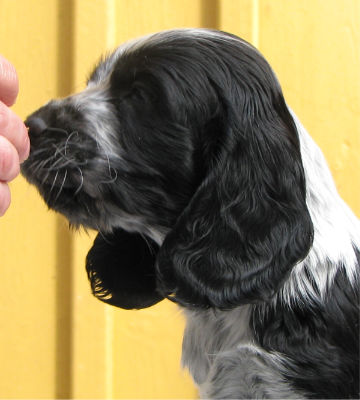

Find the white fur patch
[[281, 110, 360, 304]]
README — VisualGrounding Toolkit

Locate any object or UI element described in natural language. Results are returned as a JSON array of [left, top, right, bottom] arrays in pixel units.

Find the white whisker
[[64, 131, 79, 156], [50, 170, 59, 194], [74, 167, 84, 196], [99, 152, 118, 184], [53, 169, 68, 203]]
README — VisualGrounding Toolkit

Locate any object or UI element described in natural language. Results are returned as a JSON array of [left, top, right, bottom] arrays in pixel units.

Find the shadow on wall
[[55, 1, 74, 398], [201, 0, 219, 29]]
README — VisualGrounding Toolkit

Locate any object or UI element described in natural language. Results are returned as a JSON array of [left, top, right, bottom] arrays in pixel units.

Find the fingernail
[[20, 135, 30, 163]]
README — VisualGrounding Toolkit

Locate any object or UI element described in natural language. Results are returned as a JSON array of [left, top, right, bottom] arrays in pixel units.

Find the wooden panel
[[259, 0, 360, 215], [218, 0, 256, 44], [115, 0, 203, 41], [0, 0, 63, 397], [69, 2, 113, 398], [0, 0, 358, 399]]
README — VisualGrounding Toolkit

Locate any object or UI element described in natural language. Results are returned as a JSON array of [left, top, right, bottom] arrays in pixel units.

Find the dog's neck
[[281, 110, 360, 304]]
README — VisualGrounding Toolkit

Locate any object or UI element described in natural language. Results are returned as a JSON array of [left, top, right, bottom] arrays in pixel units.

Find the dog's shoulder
[[252, 260, 360, 398]]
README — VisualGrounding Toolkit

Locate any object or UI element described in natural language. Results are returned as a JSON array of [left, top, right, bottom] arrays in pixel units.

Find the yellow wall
[[0, 0, 359, 398]]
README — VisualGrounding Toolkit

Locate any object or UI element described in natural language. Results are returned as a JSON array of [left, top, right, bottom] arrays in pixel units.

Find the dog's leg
[[199, 344, 306, 399]]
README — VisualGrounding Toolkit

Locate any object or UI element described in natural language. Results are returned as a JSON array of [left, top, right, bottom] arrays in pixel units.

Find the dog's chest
[[181, 306, 252, 385]]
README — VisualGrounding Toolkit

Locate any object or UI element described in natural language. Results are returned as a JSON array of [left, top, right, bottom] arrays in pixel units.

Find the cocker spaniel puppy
[[22, 29, 359, 399]]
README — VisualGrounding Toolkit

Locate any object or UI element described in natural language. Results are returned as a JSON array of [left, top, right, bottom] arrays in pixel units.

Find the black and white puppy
[[22, 29, 359, 399]]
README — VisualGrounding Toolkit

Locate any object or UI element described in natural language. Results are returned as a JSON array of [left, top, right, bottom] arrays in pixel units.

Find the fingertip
[[0, 55, 19, 107], [0, 104, 30, 163], [0, 136, 20, 182], [19, 123, 30, 163], [0, 181, 11, 216]]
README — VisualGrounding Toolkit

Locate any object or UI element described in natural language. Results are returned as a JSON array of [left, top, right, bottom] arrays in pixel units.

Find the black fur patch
[[252, 266, 360, 399], [86, 229, 163, 309]]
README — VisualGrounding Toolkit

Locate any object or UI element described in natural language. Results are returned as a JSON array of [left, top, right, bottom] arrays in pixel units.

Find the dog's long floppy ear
[[86, 229, 164, 309], [156, 97, 314, 309]]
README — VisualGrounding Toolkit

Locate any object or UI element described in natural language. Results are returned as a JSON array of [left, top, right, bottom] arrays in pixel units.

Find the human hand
[[0, 55, 30, 216]]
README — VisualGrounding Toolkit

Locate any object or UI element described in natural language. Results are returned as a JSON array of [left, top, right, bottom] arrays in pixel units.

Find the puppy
[[22, 29, 359, 399]]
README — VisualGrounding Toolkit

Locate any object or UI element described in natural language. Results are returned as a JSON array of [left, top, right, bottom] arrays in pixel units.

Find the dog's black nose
[[25, 116, 48, 138]]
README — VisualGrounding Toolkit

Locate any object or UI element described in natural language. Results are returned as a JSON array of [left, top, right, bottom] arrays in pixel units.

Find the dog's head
[[22, 29, 313, 310]]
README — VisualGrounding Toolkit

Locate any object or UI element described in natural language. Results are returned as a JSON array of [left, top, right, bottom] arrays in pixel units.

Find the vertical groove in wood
[[56, 0, 75, 97], [105, 306, 114, 399], [55, 218, 74, 399], [201, 0, 219, 29], [55, 1, 76, 398]]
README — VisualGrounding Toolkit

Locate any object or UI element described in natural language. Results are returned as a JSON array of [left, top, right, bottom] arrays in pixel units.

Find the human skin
[[0, 55, 30, 215]]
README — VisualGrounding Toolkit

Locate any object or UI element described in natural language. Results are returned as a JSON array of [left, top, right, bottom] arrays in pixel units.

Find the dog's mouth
[[22, 151, 98, 227], [21, 113, 106, 226], [22, 125, 87, 201], [22, 151, 112, 231], [23, 169, 81, 207]]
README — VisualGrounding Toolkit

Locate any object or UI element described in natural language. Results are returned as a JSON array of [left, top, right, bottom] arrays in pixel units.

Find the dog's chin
[[22, 162, 164, 240], [22, 164, 99, 230], [41, 188, 100, 230]]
